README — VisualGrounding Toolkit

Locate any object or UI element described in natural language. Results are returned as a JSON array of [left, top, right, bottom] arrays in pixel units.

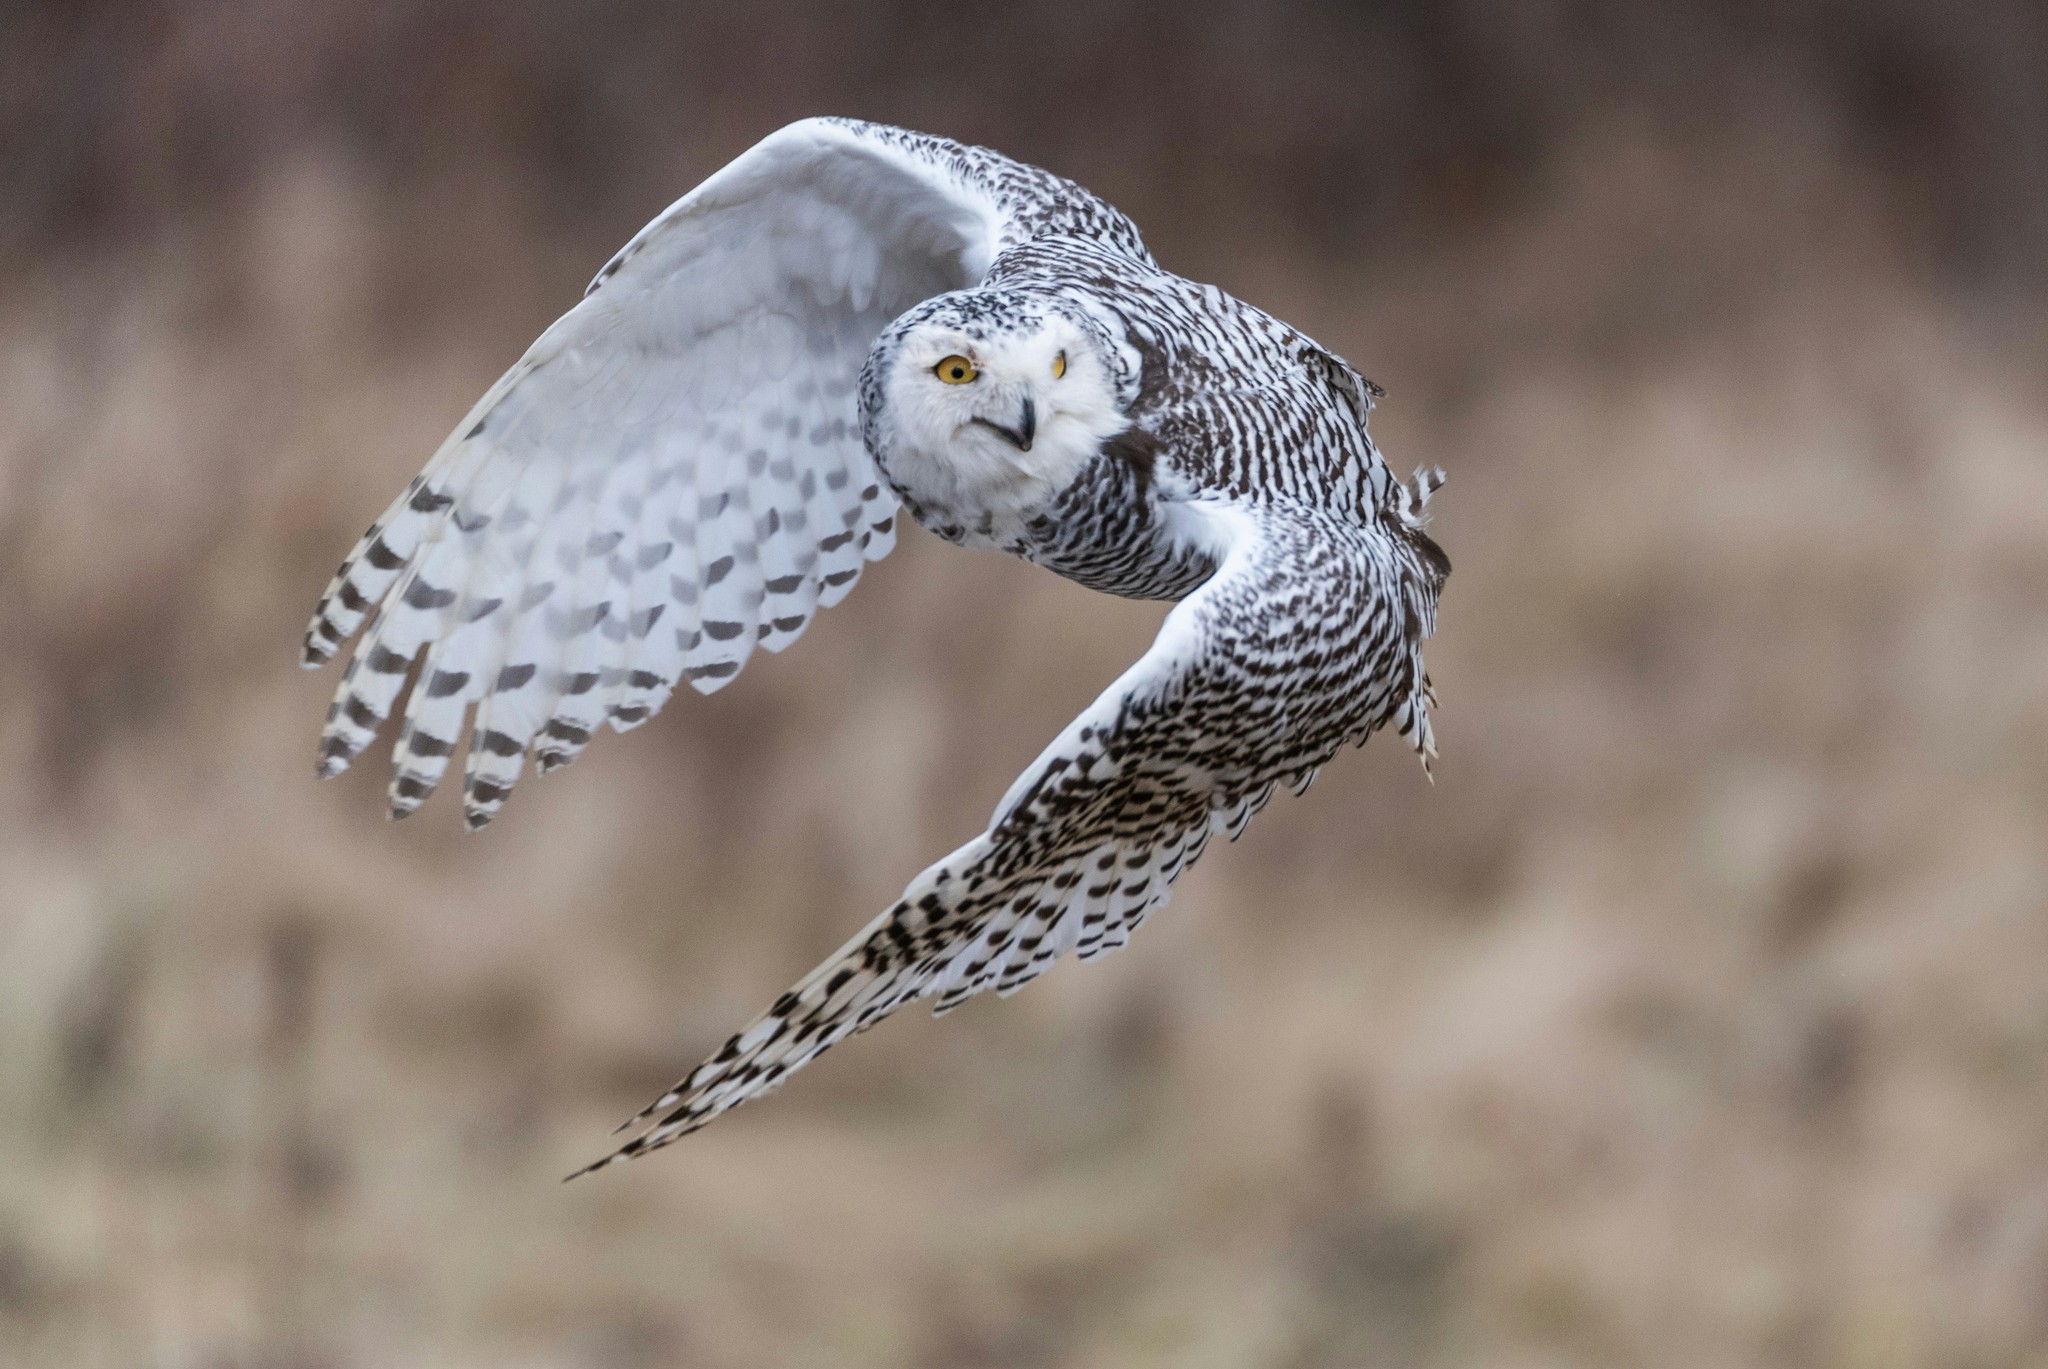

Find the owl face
[[863, 295, 1127, 533]]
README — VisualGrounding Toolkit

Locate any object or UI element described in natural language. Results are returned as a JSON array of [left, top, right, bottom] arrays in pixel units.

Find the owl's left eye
[[1052, 351, 1067, 380], [934, 356, 978, 385]]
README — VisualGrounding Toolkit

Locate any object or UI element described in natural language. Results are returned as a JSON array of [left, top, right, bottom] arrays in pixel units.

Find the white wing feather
[[303, 119, 1007, 825]]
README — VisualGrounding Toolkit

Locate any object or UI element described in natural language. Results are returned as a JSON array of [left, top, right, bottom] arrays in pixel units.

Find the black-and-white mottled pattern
[[297, 118, 1448, 1172]]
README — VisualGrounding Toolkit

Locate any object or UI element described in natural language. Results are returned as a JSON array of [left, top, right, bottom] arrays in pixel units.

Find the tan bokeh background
[[5, 3, 2048, 1365]]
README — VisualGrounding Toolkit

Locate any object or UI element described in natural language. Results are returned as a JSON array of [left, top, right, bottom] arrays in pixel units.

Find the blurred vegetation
[[2, 2, 2047, 1366]]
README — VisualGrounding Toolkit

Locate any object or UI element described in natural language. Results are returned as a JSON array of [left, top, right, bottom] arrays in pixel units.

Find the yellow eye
[[934, 355, 978, 385], [1052, 351, 1067, 380]]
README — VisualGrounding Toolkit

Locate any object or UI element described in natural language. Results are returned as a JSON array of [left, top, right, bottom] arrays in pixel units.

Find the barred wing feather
[[301, 120, 1008, 826], [577, 499, 1440, 1172]]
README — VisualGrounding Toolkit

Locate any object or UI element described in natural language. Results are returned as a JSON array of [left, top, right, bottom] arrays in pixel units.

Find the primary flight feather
[[300, 118, 1449, 1172]]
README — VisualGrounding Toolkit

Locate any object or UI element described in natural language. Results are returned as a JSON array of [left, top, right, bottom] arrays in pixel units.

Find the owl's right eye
[[934, 356, 979, 385]]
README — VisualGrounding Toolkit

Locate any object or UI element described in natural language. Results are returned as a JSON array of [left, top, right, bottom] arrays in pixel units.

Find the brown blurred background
[[4, 2, 2048, 1365]]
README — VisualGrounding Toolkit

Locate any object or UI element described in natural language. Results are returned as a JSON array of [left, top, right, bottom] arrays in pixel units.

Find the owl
[[302, 118, 1448, 1172]]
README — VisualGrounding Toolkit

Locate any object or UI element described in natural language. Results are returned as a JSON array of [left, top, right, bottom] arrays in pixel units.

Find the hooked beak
[[972, 396, 1036, 452]]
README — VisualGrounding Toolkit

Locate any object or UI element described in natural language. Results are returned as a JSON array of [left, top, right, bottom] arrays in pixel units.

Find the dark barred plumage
[[295, 118, 1446, 1174]]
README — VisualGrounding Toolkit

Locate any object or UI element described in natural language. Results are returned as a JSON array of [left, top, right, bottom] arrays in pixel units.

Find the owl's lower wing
[[576, 496, 1443, 1173], [302, 119, 1010, 825]]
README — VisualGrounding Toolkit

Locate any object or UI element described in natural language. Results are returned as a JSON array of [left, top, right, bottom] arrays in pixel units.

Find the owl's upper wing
[[303, 118, 1015, 825], [576, 494, 1444, 1172]]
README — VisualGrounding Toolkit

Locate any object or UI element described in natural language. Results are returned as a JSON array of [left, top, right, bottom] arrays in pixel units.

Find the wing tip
[[386, 765, 442, 819], [562, 1150, 630, 1183], [681, 659, 746, 697], [565, 1107, 709, 1180], [314, 736, 359, 780], [301, 625, 340, 668]]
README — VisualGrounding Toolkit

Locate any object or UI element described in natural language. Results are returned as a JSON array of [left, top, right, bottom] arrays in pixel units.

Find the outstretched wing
[[576, 495, 1444, 1173], [303, 118, 1014, 825]]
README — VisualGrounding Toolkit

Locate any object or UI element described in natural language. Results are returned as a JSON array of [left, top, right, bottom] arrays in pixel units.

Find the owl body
[[864, 228, 1420, 612]]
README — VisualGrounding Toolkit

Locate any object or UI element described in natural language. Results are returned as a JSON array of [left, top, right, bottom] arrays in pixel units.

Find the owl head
[[860, 290, 1130, 527]]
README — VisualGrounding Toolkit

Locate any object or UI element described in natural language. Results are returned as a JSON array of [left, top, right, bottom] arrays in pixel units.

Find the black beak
[[973, 397, 1036, 452]]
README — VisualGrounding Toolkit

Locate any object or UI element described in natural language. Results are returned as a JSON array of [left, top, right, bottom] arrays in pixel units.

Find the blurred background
[[4, 2, 2048, 1365]]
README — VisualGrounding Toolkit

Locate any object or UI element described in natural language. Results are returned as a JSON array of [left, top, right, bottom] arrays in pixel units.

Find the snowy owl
[[301, 119, 1449, 1172]]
